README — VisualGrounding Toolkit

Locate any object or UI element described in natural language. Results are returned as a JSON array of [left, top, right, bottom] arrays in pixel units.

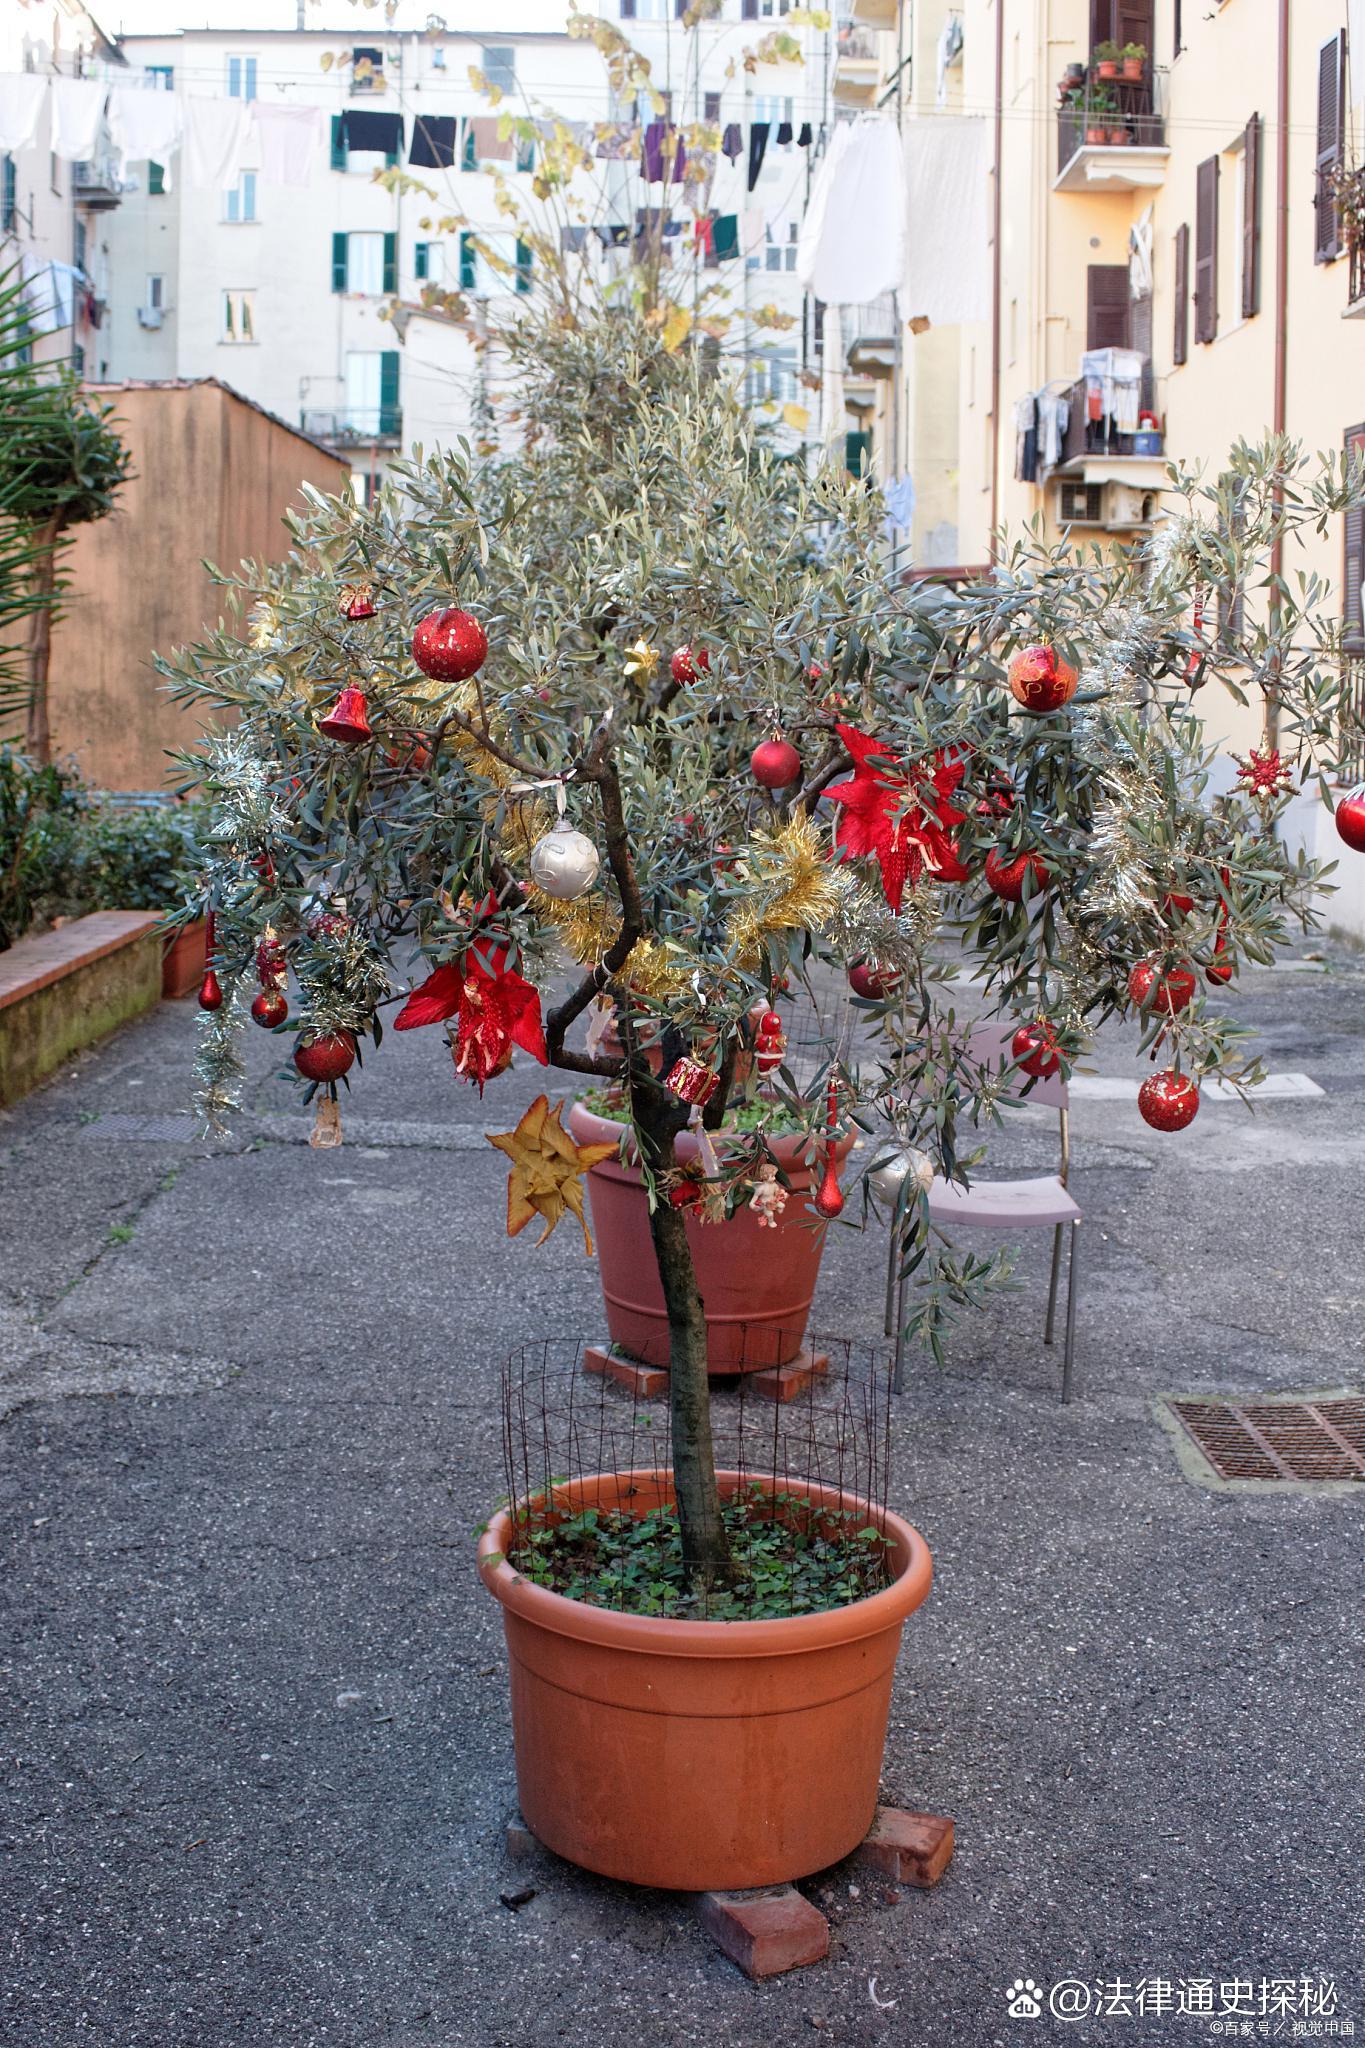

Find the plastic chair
[[891, 1020, 1082, 1402]]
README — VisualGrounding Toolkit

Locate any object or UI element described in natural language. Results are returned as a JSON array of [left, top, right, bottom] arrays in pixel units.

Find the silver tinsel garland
[[193, 980, 248, 1136]]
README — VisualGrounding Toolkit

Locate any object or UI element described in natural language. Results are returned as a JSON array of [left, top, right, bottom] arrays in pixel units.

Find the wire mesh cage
[[497, 1331, 897, 1620]]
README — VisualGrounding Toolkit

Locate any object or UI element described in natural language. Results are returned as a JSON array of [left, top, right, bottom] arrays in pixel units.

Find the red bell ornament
[[1011, 1021, 1061, 1080], [411, 606, 489, 684], [1128, 959, 1197, 1015], [318, 686, 373, 745], [670, 645, 709, 685], [1138, 1069, 1200, 1132], [294, 1032, 356, 1084], [751, 737, 802, 789], [251, 989, 289, 1029], [984, 849, 1048, 903], [1334, 787, 1365, 853], [848, 961, 900, 1000], [1008, 643, 1079, 715]]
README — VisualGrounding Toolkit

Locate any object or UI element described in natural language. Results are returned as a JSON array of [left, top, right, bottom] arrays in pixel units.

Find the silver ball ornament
[[528, 820, 601, 900], [868, 1147, 935, 1204]]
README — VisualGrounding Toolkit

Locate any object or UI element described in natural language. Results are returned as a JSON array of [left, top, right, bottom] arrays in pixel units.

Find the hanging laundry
[[1013, 395, 1038, 482], [561, 225, 588, 252], [254, 104, 322, 185], [469, 115, 512, 162], [641, 122, 685, 184], [901, 118, 989, 325], [797, 118, 905, 305], [49, 78, 106, 162], [21, 257, 82, 334], [183, 96, 251, 188], [1080, 348, 1144, 434], [593, 224, 629, 248], [1129, 205, 1154, 299], [776, 121, 793, 146], [594, 121, 636, 161], [1036, 389, 1071, 469], [409, 113, 457, 169], [107, 84, 183, 184], [0, 75, 47, 154], [747, 122, 769, 191], [711, 213, 739, 261], [339, 108, 403, 156], [721, 122, 743, 162], [797, 122, 813, 148], [883, 475, 915, 526], [936, 14, 965, 107]]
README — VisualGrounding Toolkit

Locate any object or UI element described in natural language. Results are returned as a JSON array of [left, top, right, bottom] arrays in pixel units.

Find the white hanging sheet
[[901, 118, 989, 327]]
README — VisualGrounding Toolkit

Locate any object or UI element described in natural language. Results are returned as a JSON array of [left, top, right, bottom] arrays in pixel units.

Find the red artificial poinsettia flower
[[394, 908, 547, 1091], [825, 724, 971, 910]]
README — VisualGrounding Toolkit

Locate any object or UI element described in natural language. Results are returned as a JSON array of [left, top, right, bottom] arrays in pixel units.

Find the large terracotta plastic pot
[[478, 1468, 933, 1891], [568, 1101, 855, 1373], [160, 917, 207, 1000]]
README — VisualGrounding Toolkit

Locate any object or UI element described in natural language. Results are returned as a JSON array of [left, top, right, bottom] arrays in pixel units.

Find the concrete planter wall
[[0, 912, 162, 1106]]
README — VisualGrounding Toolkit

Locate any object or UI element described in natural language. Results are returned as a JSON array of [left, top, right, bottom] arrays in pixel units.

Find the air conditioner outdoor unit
[[137, 305, 164, 329], [1103, 482, 1157, 530], [1056, 480, 1104, 526], [1056, 479, 1158, 531]]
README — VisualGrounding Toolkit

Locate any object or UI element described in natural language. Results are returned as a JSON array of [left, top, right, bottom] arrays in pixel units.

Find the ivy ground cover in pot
[[168, 164, 1362, 1889]]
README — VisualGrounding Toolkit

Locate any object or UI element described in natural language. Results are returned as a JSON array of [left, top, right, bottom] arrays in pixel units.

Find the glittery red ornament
[[669, 1179, 703, 1209], [256, 933, 287, 986], [1011, 1021, 1061, 1079], [1138, 1069, 1200, 1131], [1206, 954, 1234, 986], [670, 645, 709, 685], [198, 970, 223, 1011], [294, 1032, 356, 1083], [1164, 889, 1195, 918], [984, 849, 1048, 902], [1334, 787, 1365, 853], [665, 1055, 719, 1106], [1008, 644, 1078, 715], [751, 737, 802, 789], [305, 906, 351, 942], [251, 989, 289, 1029], [411, 606, 488, 684], [825, 725, 970, 908], [339, 582, 376, 621], [848, 961, 900, 1000], [1128, 959, 1197, 1014], [318, 686, 373, 745]]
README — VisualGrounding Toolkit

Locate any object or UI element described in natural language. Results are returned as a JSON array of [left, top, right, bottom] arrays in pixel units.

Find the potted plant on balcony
[[1121, 41, 1147, 81], [1094, 38, 1122, 80], [1085, 87, 1117, 144], [1058, 59, 1087, 100]]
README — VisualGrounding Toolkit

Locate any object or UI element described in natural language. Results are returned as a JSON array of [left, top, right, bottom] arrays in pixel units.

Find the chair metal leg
[[892, 1223, 909, 1395], [884, 1212, 899, 1340], [1044, 1221, 1065, 1345], [1061, 1222, 1080, 1404]]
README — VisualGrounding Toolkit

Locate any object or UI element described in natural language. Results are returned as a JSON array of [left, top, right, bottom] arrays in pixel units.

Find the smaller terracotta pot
[[160, 917, 207, 1000], [1121, 57, 1144, 79], [1085, 124, 1108, 144], [1109, 126, 1131, 145], [1096, 58, 1119, 79]]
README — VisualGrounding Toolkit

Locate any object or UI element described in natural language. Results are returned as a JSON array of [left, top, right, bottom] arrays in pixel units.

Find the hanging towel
[[22, 258, 82, 333], [0, 75, 47, 154], [594, 121, 636, 161], [469, 115, 512, 162], [711, 212, 739, 261], [560, 224, 588, 252], [776, 121, 793, 146], [107, 84, 183, 184], [182, 96, 250, 187], [1036, 390, 1070, 469], [1013, 395, 1038, 481], [797, 122, 813, 148], [721, 122, 743, 162], [254, 103, 322, 184], [340, 108, 403, 156], [409, 114, 456, 168], [1129, 205, 1154, 299], [747, 122, 770, 191], [797, 119, 905, 305], [900, 117, 989, 325], [641, 121, 685, 183], [49, 78, 106, 162]]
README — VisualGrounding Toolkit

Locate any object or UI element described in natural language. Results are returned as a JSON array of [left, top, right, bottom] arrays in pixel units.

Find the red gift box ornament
[[665, 1056, 719, 1107]]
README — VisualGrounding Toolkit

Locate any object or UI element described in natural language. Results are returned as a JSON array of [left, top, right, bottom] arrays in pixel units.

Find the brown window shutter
[[1345, 425, 1365, 654], [1316, 34, 1345, 262], [1173, 222, 1189, 364], [1115, 1, 1153, 50], [1194, 155, 1218, 344], [1241, 114, 1261, 318], [1086, 263, 1131, 350]]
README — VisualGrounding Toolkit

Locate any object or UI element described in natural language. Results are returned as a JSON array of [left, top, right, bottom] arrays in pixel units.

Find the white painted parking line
[[1070, 1072, 1324, 1102]]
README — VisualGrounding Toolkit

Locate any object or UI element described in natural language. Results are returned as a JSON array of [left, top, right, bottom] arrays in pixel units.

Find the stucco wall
[[46, 380, 348, 789]]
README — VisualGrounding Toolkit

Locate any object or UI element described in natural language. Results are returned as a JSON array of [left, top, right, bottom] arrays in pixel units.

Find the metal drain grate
[[1169, 1396, 1365, 1482]]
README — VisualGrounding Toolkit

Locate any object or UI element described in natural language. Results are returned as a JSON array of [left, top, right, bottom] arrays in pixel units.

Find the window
[[482, 46, 516, 94], [516, 136, 535, 174], [746, 348, 797, 406], [1, 156, 16, 232], [704, 92, 722, 124], [1344, 424, 1365, 655], [351, 45, 384, 93], [330, 117, 347, 171], [73, 219, 86, 273], [148, 160, 165, 195], [72, 342, 85, 376], [337, 231, 395, 296], [145, 64, 174, 89], [1194, 154, 1218, 343], [224, 172, 257, 223], [459, 231, 477, 291], [345, 349, 400, 436], [146, 273, 164, 310], [221, 289, 256, 342], [414, 241, 429, 281], [227, 55, 258, 102], [1172, 222, 1189, 365], [753, 95, 794, 126], [622, 0, 669, 15], [1086, 263, 1131, 350], [1315, 32, 1346, 263]]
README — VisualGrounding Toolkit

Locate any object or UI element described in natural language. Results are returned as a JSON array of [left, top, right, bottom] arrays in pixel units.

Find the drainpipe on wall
[[1267, 0, 1290, 750], [988, 0, 1005, 564]]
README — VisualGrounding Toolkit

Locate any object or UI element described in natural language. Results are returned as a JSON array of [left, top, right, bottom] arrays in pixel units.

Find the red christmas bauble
[[1011, 1021, 1061, 1079], [318, 686, 373, 745], [1164, 889, 1196, 918], [1206, 956, 1235, 986], [198, 970, 223, 1012], [758, 1010, 783, 1036], [670, 644, 709, 685], [1128, 959, 1197, 1014], [848, 961, 900, 1000], [1334, 787, 1365, 853], [751, 738, 802, 789], [669, 1180, 702, 1209], [984, 849, 1048, 902], [251, 989, 289, 1029], [411, 606, 489, 684], [1008, 644, 1079, 715], [293, 1032, 356, 1084], [1138, 1069, 1200, 1131]]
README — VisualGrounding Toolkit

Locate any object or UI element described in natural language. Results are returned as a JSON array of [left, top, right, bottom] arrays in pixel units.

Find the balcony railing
[[302, 407, 402, 446], [1339, 658, 1365, 781], [1057, 81, 1165, 179], [1349, 239, 1365, 312], [1056, 359, 1157, 468], [836, 26, 880, 62], [845, 294, 898, 377]]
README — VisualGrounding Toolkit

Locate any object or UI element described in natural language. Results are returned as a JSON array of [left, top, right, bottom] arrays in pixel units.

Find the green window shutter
[[462, 122, 477, 172], [845, 429, 871, 478], [332, 231, 348, 293], [382, 231, 396, 295], [2, 156, 16, 230], [515, 237, 532, 295], [516, 137, 535, 174], [459, 231, 477, 291], [148, 160, 165, 195], [330, 115, 347, 171], [378, 351, 400, 436], [414, 241, 428, 281]]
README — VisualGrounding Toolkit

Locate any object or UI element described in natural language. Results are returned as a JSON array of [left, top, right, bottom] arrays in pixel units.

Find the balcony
[[833, 25, 881, 108], [1346, 240, 1365, 318], [1049, 362, 1167, 525], [72, 157, 123, 211], [1055, 79, 1168, 193], [849, 0, 897, 24], [301, 407, 402, 448], [844, 294, 898, 379]]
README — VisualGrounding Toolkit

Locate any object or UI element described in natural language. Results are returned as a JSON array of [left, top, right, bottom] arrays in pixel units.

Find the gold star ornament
[[486, 1096, 618, 1253]]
